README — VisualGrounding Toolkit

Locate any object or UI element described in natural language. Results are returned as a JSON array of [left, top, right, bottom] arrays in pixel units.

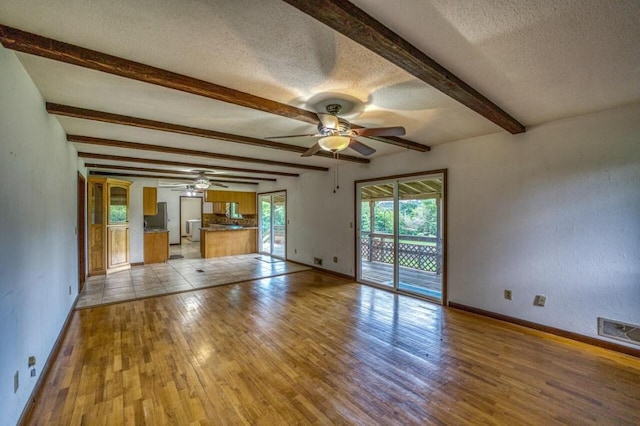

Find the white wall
[[258, 102, 640, 348], [0, 47, 79, 426]]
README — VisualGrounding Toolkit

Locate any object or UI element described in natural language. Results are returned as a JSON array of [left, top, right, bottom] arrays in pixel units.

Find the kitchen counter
[[200, 227, 257, 258], [200, 225, 259, 231]]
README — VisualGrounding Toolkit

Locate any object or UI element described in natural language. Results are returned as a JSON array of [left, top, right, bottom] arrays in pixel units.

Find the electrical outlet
[[14, 370, 18, 393], [30, 368, 36, 377], [313, 257, 322, 266], [333, 256, 338, 263], [504, 289, 512, 300], [534, 295, 546, 306]]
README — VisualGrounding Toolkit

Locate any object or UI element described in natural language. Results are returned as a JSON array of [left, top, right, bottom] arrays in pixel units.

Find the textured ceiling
[[1, 0, 638, 180]]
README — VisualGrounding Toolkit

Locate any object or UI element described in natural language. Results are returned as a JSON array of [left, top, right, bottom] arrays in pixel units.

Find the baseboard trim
[[131, 262, 144, 267], [287, 260, 355, 281], [18, 294, 79, 425], [448, 302, 640, 358]]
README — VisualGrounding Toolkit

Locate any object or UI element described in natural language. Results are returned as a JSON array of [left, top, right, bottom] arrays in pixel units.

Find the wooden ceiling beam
[[68, 134, 329, 171], [83, 163, 277, 182], [78, 152, 300, 177], [48, 103, 367, 164], [282, 0, 526, 134], [88, 171, 259, 186], [0, 24, 427, 151]]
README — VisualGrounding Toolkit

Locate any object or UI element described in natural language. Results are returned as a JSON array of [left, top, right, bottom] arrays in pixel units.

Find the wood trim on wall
[[448, 302, 640, 358]]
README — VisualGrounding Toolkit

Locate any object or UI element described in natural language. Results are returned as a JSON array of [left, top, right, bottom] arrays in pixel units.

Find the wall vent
[[598, 317, 640, 346]]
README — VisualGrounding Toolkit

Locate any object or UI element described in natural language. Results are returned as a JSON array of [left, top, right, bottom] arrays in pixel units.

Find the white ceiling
[[1, 0, 638, 180]]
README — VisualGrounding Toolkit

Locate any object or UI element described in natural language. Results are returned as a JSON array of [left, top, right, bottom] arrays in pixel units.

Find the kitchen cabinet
[[88, 177, 132, 275], [212, 202, 226, 214], [205, 190, 256, 215], [143, 187, 158, 215], [107, 226, 130, 269], [205, 190, 229, 203], [144, 230, 169, 264], [237, 192, 257, 215]]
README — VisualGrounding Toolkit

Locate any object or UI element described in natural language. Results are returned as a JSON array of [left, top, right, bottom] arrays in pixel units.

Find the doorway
[[77, 172, 86, 291], [258, 191, 286, 259], [176, 196, 202, 259], [356, 171, 446, 304]]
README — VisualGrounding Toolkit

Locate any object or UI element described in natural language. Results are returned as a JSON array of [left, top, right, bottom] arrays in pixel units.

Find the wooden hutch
[[88, 177, 132, 275]]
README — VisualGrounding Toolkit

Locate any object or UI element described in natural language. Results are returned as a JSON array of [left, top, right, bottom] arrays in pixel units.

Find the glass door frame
[[355, 170, 447, 304], [258, 190, 287, 260]]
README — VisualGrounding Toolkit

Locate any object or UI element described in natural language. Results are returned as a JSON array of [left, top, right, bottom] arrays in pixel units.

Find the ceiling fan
[[159, 171, 228, 193], [267, 104, 405, 157]]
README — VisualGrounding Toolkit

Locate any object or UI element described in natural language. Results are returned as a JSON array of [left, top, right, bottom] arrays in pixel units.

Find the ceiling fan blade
[[211, 182, 229, 188], [266, 133, 319, 139], [348, 139, 376, 156], [351, 126, 405, 137], [302, 142, 322, 157], [317, 113, 339, 130], [159, 182, 191, 187]]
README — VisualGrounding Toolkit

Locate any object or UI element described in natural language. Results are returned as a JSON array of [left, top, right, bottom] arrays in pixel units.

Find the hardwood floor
[[26, 271, 640, 425]]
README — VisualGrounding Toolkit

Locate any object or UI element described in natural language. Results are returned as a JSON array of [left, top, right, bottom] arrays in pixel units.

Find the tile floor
[[77, 253, 310, 309]]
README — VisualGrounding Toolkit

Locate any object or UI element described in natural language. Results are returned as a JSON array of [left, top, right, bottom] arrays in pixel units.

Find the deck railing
[[361, 232, 442, 274]]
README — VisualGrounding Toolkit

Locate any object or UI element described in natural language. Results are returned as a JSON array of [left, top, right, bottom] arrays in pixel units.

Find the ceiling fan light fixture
[[318, 135, 350, 152], [194, 178, 210, 189]]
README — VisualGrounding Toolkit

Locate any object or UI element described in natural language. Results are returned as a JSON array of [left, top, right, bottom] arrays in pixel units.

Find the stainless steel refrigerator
[[144, 202, 167, 230]]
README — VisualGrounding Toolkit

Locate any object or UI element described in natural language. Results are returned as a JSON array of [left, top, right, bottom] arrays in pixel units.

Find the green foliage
[[361, 199, 438, 237], [109, 205, 127, 223], [261, 200, 285, 227]]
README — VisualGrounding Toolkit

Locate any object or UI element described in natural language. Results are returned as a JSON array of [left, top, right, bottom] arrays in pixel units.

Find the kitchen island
[[200, 226, 258, 258]]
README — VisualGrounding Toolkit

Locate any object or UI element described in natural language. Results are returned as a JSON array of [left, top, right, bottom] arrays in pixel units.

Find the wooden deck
[[23, 270, 640, 424], [361, 260, 442, 299]]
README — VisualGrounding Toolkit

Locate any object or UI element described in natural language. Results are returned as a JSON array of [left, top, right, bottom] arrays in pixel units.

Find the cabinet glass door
[[109, 185, 128, 224], [91, 182, 104, 225]]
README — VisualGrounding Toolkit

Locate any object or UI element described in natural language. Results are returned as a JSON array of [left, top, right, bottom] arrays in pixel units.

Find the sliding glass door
[[259, 191, 286, 259], [356, 172, 445, 303]]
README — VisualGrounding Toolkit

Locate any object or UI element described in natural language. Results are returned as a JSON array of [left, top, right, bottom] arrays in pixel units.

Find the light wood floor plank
[[24, 271, 640, 425]]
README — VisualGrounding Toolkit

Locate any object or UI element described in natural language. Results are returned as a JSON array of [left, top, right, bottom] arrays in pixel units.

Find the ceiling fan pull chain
[[333, 153, 340, 193]]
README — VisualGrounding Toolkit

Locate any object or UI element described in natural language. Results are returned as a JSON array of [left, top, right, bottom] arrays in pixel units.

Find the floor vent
[[598, 318, 640, 346]]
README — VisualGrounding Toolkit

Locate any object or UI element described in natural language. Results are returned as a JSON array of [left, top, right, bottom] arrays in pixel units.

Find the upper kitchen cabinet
[[237, 192, 257, 215], [205, 191, 256, 215], [143, 187, 158, 215], [205, 190, 233, 203], [88, 177, 132, 275]]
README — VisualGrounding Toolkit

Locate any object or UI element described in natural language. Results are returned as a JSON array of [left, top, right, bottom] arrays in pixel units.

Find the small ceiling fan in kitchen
[[159, 171, 228, 195], [267, 103, 406, 157]]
